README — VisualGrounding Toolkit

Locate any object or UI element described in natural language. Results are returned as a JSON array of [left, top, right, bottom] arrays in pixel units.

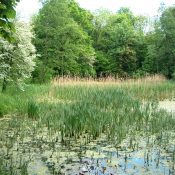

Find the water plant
[[27, 100, 39, 119]]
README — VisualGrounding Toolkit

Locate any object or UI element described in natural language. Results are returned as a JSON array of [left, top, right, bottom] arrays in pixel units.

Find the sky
[[16, 0, 175, 21]]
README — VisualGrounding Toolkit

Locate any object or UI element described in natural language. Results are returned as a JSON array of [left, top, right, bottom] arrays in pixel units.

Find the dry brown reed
[[52, 74, 166, 86]]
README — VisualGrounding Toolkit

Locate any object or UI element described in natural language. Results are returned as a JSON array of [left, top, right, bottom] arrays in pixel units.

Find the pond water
[[0, 101, 175, 175], [159, 100, 175, 113], [0, 123, 174, 175]]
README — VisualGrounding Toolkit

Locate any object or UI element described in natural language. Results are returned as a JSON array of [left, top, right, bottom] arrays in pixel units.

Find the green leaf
[[0, 19, 7, 27], [5, 8, 16, 19], [0, 3, 7, 10]]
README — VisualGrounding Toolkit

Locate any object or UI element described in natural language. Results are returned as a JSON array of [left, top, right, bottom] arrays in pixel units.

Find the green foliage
[[68, 0, 94, 34], [142, 6, 175, 78], [33, 0, 95, 82], [0, 0, 19, 41], [92, 8, 148, 77], [94, 51, 110, 77], [1, 1, 173, 82], [172, 71, 175, 81], [31, 2, 175, 80], [142, 32, 158, 74], [0, 21, 36, 91], [158, 7, 175, 78], [132, 69, 146, 79], [0, 106, 3, 118]]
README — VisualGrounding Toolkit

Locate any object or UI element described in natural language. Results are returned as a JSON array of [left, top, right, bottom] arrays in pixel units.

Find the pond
[[0, 87, 175, 175], [0, 118, 174, 175], [159, 100, 175, 114]]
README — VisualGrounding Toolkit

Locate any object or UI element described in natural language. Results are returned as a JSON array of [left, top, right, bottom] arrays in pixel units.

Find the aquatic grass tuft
[[27, 100, 39, 119]]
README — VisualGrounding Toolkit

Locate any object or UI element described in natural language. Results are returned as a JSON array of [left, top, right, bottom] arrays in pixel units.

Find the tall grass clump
[[27, 100, 39, 119]]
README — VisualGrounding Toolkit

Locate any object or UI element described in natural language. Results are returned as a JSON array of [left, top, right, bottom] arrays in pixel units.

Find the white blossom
[[0, 21, 36, 89]]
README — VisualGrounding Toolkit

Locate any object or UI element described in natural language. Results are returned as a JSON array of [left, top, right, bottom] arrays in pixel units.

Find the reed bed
[[52, 74, 166, 86]]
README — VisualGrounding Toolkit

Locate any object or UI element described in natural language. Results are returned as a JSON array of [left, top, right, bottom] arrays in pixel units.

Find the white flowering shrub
[[0, 21, 36, 91]]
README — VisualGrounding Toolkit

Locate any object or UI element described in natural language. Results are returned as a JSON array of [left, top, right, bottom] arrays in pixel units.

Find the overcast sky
[[16, 0, 175, 21]]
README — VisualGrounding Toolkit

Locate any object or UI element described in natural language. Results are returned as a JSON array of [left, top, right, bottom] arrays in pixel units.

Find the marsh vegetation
[[0, 79, 175, 174]]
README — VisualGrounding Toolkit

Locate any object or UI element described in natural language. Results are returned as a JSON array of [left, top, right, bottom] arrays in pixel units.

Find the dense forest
[[0, 0, 175, 89]]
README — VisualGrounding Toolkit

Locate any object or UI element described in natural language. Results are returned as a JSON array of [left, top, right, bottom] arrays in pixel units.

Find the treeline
[[0, 0, 175, 89], [32, 0, 175, 82]]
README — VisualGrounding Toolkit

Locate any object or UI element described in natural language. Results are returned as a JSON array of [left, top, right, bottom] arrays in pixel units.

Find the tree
[[68, 0, 94, 34], [33, 0, 95, 82], [92, 9, 113, 77], [143, 6, 175, 78], [92, 8, 148, 77], [108, 13, 137, 76], [0, 0, 20, 41], [158, 6, 175, 78], [0, 21, 36, 92], [142, 32, 158, 74]]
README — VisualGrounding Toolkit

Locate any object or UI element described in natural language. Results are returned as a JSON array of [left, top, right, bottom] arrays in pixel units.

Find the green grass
[[121, 81, 175, 100], [1, 80, 175, 116], [0, 84, 51, 116]]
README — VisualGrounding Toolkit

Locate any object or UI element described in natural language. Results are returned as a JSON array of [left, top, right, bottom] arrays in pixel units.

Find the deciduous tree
[[0, 21, 36, 91]]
